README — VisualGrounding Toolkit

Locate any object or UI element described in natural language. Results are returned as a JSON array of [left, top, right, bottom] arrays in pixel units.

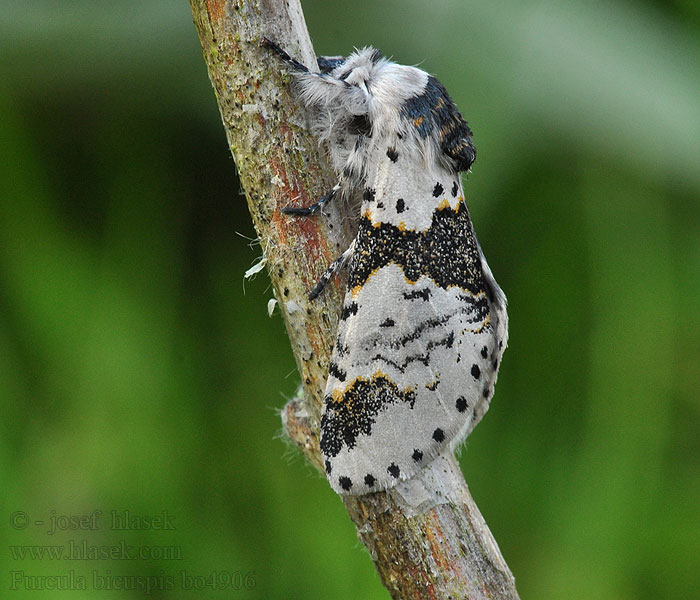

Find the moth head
[[332, 47, 383, 91], [331, 50, 435, 140]]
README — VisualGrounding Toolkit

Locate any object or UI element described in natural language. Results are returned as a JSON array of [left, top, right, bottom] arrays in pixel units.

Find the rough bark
[[188, 1, 520, 598]]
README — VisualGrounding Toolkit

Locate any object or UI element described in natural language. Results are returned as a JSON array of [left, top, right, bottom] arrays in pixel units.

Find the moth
[[263, 39, 508, 495]]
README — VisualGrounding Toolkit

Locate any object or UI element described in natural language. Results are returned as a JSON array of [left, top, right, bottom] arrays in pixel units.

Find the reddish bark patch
[[205, 0, 225, 22]]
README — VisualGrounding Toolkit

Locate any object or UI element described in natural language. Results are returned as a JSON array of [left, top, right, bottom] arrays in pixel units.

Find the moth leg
[[282, 132, 367, 216], [309, 240, 355, 301], [262, 37, 358, 96], [263, 39, 359, 216], [260, 38, 310, 73], [282, 130, 369, 214], [282, 184, 340, 216], [262, 38, 347, 79]]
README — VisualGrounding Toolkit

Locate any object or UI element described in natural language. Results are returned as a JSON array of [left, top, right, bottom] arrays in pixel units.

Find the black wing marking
[[401, 76, 476, 172]]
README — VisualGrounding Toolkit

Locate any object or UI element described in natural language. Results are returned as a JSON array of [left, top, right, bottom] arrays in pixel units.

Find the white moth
[[263, 39, 508, 495]]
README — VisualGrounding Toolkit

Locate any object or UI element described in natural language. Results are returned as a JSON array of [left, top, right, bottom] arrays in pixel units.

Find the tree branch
[[188, 1, 520, 597]]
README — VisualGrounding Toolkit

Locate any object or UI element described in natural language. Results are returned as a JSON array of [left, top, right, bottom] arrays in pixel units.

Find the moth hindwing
[[264, 39, 508, 495]]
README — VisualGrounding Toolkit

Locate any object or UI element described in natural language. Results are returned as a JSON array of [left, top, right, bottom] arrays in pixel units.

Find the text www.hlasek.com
[[9, 540, 181, 561]]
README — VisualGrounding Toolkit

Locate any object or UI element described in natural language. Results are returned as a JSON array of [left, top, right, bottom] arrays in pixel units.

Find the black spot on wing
[[388, 463, 400, 478], [452, 181, 459, 197], [329, 362, 346, 382], [456, 396, 468, 412], [340, 302, 358, 320], [338, 476, 353, 491], [396, 198, 405, 213], [471, 364, 481, 379], [412, 449, 423, 462], [433, 183, 444, 197], [364, 474, 376, 487], [432, 428, 445, 443], [403, 288, 431, 301], [379, 317, 395, 327], [363, 188, 375, 203], [386, 147, 398, 162]]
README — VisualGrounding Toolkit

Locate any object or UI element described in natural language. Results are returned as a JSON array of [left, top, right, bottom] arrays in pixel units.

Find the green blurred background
[[1, 1, 699, 598]]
